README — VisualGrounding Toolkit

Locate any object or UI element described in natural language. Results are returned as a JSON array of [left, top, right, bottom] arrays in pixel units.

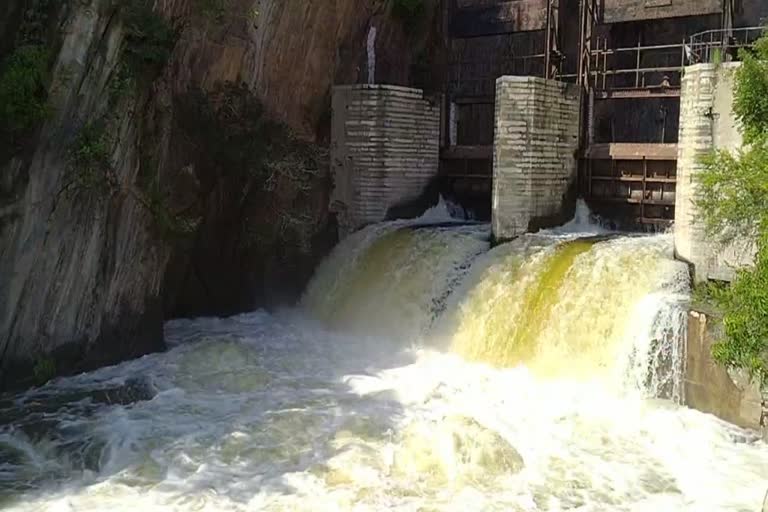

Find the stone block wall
[[331, 85, 440, 236], [675, 63, 756, 282], [492, 76, 580, 242]]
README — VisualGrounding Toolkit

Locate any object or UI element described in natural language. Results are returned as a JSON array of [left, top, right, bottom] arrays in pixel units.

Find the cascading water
[[302, 223, 488, 338], [439, 234, 689, 387], [1, 204, 767, 511]]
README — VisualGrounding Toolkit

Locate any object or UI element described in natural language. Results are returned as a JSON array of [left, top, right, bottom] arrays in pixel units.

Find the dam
[[1, 205, 767, 510], [327, 0, 768, 434], [0, 0, 767, 510]]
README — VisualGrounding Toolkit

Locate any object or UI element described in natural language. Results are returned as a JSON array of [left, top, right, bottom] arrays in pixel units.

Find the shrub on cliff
[[733, 36, 768, 145], [0, 45, 49, 148], [65, 121, 117, 198], [392, 0, 426, 34], [174, 82, 328, 248], [121, 0, 176, 79], [697, 31, 768, 383], [192, 0, 227, 21]]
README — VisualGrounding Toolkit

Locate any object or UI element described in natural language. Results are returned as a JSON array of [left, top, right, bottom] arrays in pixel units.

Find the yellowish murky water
[[1, 215, 767, 512]]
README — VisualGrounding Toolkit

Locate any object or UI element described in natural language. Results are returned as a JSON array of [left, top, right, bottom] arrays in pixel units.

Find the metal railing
[[447, 53, 546, 97], [564, 39, 686, 90], [446, 26, 765, 98], [561, 26, 764, 92], [558, 41, 681, 84], [687, 26, 765, 64]]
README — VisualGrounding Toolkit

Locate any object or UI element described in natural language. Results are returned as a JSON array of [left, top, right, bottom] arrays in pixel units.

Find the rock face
[[0, 0, 441, 389], [684, 310, 767, 436]]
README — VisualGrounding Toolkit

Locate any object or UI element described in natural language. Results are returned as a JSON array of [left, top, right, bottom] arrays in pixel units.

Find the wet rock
[[0, 377, 156, 428], [0, 376, 156, 484]]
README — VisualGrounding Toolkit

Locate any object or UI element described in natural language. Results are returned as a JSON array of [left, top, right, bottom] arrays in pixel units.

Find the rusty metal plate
[[603, 0, 722, 24], [450, 0, 548, 37]]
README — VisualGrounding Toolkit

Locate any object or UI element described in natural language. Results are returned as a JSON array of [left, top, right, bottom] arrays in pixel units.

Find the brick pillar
[[492, 76, 580, 242], [675, 62, 754, 282], [331, 85, 440, 237]]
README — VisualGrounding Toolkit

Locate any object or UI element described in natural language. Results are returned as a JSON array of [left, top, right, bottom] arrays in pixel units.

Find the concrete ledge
[[333, 84, 433, 94], [441, 145, 493, 160], [584, 143, 678, 161]]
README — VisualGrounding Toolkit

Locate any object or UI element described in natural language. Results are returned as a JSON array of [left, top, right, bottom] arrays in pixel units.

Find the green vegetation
[[59, 0, 176, 204], [178, 82, 281, 180], [180, 82, 327, 190], [193, 0, 228, 21], [191, 0, 260, 23], [66, 119, 200, 237], [66, 122, 117, 197], [711, 47, 723, 66], [392, 0, 426, 34], [15, 0, 57, 46], [691, 279, 729, 312], [710, 248, 768, 379], [696, 32, 768, 383], [134, 184, 200, 239], [0, 45, 50, 148], [121, 0, 176, 79], [32, 357, 56, 386], [733, 36, 768, 144], [175, 82, 327, 248], [107, 62, 134, 106]]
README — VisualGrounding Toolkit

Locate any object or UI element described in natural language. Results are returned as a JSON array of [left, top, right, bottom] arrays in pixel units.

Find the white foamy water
[[540, 199, 610, 237], [418, 196, 471, 223], [1, 213, 767, 511]]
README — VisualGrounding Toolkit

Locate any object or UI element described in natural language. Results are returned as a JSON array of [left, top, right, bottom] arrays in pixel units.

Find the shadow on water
[[0, 371, 158, 505], [0, 311, 412, 509]]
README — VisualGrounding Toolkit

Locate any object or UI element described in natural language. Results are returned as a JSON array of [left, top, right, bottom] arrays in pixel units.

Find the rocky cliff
[[0, 0, 441, 389]]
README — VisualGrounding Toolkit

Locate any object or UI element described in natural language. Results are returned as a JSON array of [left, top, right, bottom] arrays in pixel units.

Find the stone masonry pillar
[[330, 85, 440, 237], [675, 62, 754, 282], [492, 76, 580, 242]]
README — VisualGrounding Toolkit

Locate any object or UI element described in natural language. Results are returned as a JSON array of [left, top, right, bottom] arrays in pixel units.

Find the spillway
[[1, 207, 767, 511]]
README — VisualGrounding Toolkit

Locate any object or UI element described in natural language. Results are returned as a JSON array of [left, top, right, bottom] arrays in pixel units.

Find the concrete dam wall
[[330, 78, 581, 242]]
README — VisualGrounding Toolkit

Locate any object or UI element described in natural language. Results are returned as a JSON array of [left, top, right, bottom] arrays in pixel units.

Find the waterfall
[[2, 211, 768, 512], [304, 222, 689, 396], [302, 223, 489, 338], [542, 198, 608, 235]]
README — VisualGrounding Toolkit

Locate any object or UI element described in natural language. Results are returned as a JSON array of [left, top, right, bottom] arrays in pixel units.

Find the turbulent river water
[[1, 203, 767, 511]]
